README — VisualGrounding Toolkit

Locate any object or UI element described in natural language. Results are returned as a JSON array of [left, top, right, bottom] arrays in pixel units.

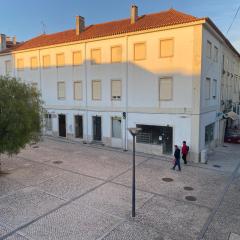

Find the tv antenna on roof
[[41, 21, 47, 34]]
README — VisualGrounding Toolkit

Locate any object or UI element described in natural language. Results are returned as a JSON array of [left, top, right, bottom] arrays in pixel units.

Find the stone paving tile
[[113, 158, 228, 208], [0, 157, 33, 172], [20, 201, 121, 240], [203, 179, 240, 240], [0, 177, 26, 197], [0, 224, 10, 237], [36, 171, 103, 200], [0, 187, 64, 228], [229, 233, 240, 240], [73, 182, 153, 218], [6, 163, 65, 186], [104, 195, 210, 240], [102, 220, 163, 240], [4, 233, 30, 240]]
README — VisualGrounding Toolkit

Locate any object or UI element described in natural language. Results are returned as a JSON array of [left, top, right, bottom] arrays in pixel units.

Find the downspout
[[84, 42, 89, 142], [124, 35, 129, 151]]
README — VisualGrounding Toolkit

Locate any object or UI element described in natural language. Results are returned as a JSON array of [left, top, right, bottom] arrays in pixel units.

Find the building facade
[[0, 7, 239, 162]]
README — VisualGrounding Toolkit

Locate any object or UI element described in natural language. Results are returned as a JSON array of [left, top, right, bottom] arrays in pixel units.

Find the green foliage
[[0, 76, 43, 155]]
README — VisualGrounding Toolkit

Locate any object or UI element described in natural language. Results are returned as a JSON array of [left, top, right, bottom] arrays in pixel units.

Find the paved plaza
[[0, 137, 240, 240]]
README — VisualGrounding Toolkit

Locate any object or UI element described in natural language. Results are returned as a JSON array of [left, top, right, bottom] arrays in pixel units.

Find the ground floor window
[[136, 124, 173, 154], [44, 114, 52, 131], [112, 117, 121, 138], [205, 123, 215, 145]]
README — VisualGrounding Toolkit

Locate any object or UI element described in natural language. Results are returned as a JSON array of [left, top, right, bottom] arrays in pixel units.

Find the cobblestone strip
[[0, 156, 151, 240], [197, 160, 240, 240]]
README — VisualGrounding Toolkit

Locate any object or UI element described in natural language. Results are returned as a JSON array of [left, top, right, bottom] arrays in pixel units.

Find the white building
[[0, 6, 239, 162]]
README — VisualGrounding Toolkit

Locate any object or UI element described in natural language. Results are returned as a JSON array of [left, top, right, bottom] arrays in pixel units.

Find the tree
[[0, 76, 43, 171]]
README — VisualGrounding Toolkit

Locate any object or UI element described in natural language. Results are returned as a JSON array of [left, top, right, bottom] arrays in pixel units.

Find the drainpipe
[[124, 36, 129, 151], [84, 42, 89, 142]]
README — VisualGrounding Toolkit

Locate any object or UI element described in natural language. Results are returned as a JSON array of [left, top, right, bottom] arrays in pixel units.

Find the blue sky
[[1, 0, 239, 51]]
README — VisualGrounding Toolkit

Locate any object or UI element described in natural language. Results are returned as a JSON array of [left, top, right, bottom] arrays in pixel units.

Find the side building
[[0, 6, 239, 162]]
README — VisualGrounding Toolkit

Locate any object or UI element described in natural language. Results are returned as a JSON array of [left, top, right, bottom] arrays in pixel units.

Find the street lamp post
[[128, 127, 142, 217]]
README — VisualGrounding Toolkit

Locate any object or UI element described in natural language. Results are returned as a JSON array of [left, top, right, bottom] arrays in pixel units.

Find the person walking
[[172, 145, 181, 171], [181, 141, 189, 164]]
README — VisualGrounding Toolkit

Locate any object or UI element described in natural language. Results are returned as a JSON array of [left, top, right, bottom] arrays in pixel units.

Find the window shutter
[[111, 46, 122, 63], [73, 51, 82, 65], [56, 53, 64, 67], [160, 39, 173, 57], [134, 43, 146, 60], [159, 77, 172, 100], [92, 80, 101, 100], [74, 81, 82, 100], [31, 57, 38, 69], [111, 80, 121, 100], [58, 82, 65, 99], [91, 49, 101, 64], [43, 55, 50, 68]]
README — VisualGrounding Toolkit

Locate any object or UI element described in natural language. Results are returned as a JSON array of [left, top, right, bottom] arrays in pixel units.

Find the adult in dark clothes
[[172, 145, 181, 171], [182, 141, 188, 164]]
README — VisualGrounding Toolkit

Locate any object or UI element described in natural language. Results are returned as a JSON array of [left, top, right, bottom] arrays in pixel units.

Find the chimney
[[13, 36, 17, 45], [131, 5, 138, 24], [76, 16, 85, 35], [0, 34, 6, 51]]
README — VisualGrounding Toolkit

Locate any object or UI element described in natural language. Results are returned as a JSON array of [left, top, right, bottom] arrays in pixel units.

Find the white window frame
[[92, 80, 101, 100], [17, 58, 24, 70], [5, 60, 11, 75], [91, 48, 101, 65], [159, 38, 174, 58], [207, 41, 212, 59], [205, 78, 211, 100], [111, 45, 122, 63], [57, 81, 66, 100], [212, 79, 217, 99], [73, 81, 82, 100], [42, 55, 50, 68], [134, 42, 146, 61], [73, 51, 82, 66], [111, 80, 122, 101], [159, 77, 173, 101], [56, 53, 65, 68]]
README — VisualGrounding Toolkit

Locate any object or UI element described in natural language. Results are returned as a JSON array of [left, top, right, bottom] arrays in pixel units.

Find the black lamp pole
[[132, 133, 136, 217], [128, 127, 141, 218]]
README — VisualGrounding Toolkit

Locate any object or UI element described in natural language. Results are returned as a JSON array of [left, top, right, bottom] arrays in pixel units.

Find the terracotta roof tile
[[5, 9, 201, 52]]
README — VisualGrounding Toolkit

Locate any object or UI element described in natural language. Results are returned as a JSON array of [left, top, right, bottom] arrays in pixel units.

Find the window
[[134, 42, 146, 61], [73, 81, 82, 100], [213, 46, 218, 62], [160, 39, 174, 57], [92, 80, 101, 100], [205, 78, 211, 100], [159, 77, 173, 100], [91, 49, 101, 64], [73, 51, 82, 65], [5, 60, 11, 75], [43, 55, 50, 68], [111, 80, 121, 100], [17, 58, 24, 70], [56, 53, 65, 67], [212, 79, 217, 99], [205, 123, 215, 145], [30, 57, 38, 69], [206, 41, 212, 59], [44, 114, 52, 131], [111, 46, 122, 63], [112, 117, 121, 138], [57, 82, 65, 99]]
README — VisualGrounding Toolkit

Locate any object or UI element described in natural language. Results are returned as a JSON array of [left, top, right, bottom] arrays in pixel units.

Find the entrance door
[[58, 114, 66, 137], [75, 115, 83, 138], [162, 126, 173, 154], [93, 116, 102, 141]]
